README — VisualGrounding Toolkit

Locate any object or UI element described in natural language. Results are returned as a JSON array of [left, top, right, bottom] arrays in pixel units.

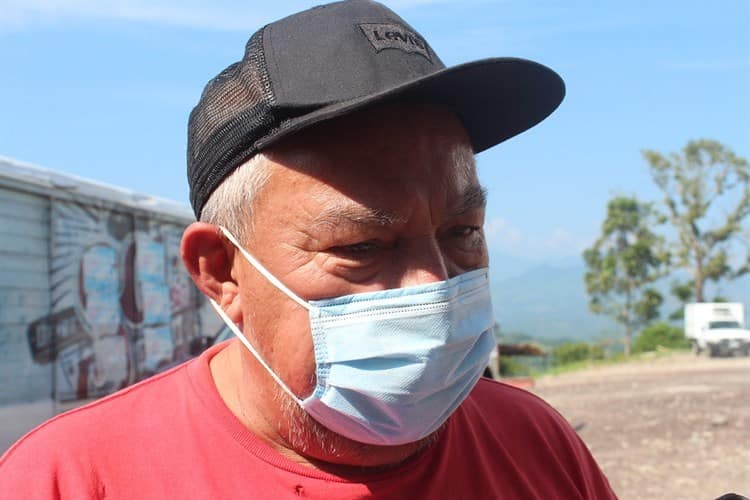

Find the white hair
[[199, 153, 272, 244], [451, 141, 478, 186], [199, 133, 476, 244]]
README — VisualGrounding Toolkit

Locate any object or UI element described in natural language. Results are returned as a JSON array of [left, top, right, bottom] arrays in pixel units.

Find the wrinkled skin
[[181, 104, 489, 473]]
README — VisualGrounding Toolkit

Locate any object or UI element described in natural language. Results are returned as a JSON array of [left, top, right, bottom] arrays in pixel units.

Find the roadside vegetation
[[496, 139, 749, 379], [582, 140, 749, 356], [497, 322, 692, 378]]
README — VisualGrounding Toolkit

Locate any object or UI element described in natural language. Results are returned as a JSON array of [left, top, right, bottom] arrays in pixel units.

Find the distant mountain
[[489, 261, 750, 341], [490, 263, 618, 340], [487, 250, 541, 281], [488, 250, 584, 281]]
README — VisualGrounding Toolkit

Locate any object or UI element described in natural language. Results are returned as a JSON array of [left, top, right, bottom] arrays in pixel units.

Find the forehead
[[263, 104, 477, 197]]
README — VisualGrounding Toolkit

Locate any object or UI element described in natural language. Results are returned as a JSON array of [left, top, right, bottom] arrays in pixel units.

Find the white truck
[[684, 302, 750, 357]]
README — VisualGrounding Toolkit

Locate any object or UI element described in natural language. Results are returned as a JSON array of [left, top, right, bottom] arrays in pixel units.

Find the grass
[[530, 347, 692, 378]]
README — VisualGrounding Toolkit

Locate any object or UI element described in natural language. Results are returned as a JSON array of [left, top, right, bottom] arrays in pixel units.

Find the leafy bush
[[498, 356, 529, 377], [589, 343, 606, 360], [552, 342, 595, 366], [632, 322, 690, 353]]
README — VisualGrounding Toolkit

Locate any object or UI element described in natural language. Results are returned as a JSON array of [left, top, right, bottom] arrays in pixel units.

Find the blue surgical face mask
[[211, 226, 496, 446]]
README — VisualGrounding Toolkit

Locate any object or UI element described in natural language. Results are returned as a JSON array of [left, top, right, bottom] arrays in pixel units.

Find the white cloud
[[484, 216, 523, 250], [542, 226, 593, 255], [387, 0, 500, 8], [485, 218, 594, 259], [0, 0, 489, 32], [0, 0, 300, 31]]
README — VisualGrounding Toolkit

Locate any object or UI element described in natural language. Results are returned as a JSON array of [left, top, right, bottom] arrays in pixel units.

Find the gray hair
[[199, 153, 271, 244], [451, 141, 478, 185], [200, 139, 477, 243]]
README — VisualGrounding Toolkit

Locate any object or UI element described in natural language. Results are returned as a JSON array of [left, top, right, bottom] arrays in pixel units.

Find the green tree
[[643, 140, 750, 302], [552, 342, 604, 366], [668, 280, 694, 321], [668, 279, 729, 320], [632, 322, 690, 353], [583, 197, 668, 356]]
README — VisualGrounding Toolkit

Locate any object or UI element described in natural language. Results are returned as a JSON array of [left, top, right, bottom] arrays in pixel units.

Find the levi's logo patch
[[358, 23, 432, 62]]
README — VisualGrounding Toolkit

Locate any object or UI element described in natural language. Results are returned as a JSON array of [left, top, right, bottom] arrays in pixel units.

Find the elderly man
[[1, 1, 615, 497]]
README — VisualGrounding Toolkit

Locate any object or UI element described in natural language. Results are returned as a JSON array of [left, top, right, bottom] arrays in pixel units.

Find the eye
[[444, 225, 485, 253], [330, 240, 381, 259], [345, 241, 378, 253], [322, 240, 385, 281], [450, 226, 481, 238]]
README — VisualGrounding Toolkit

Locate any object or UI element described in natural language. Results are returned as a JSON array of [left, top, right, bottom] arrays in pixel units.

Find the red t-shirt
[[0, 341, 616, 499]]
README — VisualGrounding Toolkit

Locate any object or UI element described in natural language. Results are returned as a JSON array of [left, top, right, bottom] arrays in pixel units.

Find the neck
[[209, 340, 436, 474]]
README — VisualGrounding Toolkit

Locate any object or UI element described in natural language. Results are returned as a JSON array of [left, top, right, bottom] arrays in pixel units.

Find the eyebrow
[[311, 205, 404, 229], [310, 184, 487, 229], [450, 184, 487, 216]]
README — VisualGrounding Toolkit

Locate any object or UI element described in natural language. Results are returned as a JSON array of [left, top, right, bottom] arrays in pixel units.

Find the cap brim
[[255, 57, 565, 154]]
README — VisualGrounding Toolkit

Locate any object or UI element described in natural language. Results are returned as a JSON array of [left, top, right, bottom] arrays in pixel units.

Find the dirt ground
[[532, 352, 750, 500]]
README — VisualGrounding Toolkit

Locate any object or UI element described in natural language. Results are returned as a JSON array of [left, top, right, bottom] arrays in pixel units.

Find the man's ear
[[181, 222, 241, 320]]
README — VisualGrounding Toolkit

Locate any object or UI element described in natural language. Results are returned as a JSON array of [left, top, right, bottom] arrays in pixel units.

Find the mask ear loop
[[209, 225, 313, 405], [209, 299, 303, 404], [216, 225, 313, 312]]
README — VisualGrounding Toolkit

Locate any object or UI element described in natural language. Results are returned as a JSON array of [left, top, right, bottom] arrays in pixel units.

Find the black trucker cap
[[187, 0, 565, 219]]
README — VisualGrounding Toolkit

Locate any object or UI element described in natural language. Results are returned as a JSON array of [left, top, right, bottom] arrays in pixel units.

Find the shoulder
[[463, 377, 587, 448], [465, 377, 568, 424], [0, 341, 245, 498], [1, 360, 191, 472], [451, 378, 617, 498]]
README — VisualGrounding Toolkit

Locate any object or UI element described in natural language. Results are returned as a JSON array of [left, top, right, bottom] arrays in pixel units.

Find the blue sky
[[1, 0, 748, 262]]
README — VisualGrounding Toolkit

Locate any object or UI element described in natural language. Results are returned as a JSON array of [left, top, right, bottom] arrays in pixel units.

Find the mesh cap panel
[[187, 30, 276, 217]]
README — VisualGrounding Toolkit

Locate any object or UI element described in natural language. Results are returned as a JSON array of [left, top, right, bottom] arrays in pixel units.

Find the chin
[[277, 389, 443, 470]]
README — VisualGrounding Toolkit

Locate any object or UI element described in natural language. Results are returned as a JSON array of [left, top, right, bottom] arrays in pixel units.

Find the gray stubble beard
[[272, 384, 442, 469]]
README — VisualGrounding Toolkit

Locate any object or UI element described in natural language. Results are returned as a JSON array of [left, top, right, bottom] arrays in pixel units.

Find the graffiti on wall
[[26, 201, 211, 401]]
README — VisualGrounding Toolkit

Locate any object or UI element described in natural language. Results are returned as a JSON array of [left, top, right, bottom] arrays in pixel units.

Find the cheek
[[442, 239, 489, 274], [241, 283, 318, 396], [276, 313, 318, 396]]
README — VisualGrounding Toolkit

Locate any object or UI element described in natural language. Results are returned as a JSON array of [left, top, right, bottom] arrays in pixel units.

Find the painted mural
[[25, 201, 212, 402]]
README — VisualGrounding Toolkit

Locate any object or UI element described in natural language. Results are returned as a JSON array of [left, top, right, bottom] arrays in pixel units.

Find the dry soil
[[533, 352, 750, 500]]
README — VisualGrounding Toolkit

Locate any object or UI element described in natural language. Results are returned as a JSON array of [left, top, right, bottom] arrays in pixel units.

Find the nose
[[398, 237, 449, 288]]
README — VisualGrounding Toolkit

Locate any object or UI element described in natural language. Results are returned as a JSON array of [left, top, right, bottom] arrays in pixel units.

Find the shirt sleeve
[[524, 389, 618, 499], [0, 420, 104, 499]]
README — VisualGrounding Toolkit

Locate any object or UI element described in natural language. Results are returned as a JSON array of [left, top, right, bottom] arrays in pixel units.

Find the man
[[0, 1, 616, 497]]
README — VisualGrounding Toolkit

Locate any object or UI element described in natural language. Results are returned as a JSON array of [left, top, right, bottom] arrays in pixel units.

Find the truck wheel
[[691, 341, 703, 356], [708, 345, 719, 358]]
